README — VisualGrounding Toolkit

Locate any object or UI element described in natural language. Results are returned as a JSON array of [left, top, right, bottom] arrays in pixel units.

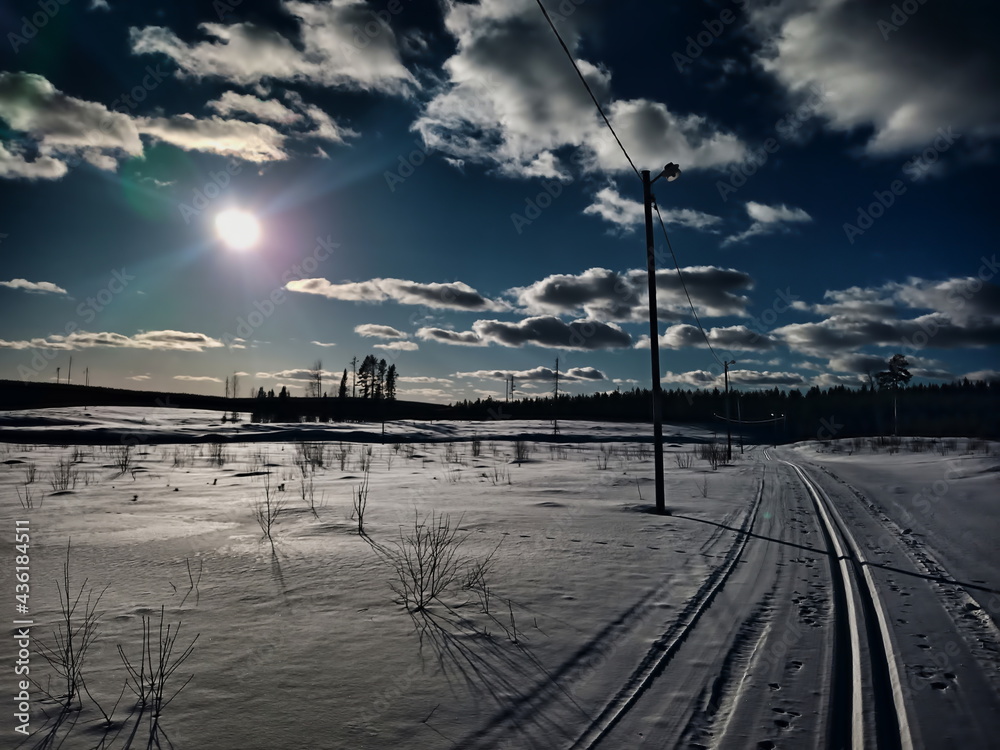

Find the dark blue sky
[[1, 0, 997, 401]]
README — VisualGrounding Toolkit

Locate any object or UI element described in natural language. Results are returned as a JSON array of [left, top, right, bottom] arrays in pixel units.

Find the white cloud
[[129, 0, 416, 95], [206, 91, 302, 124], [354, 324, 407, 339], [137, 114, 288, 162], [661, 368, 806, 388], [414, 0, 745, 179], [310, 340, 337, 347], [0, 278, 68, 294], [399, 376, 453, 385], [635, 324, 776, 351], [287, 277, 508, 311], [749, 0, 1000, 155], [0, 142, 67, 180], [508, 266, 753, 322], [583, 187, 721, 232], [452, 366, 606, 382], [374, 340, 418, 351], [174, 375, 223, 383], [0, 72, 142, 173], [0, 330, 225, 352], [723, 201, 811, 245]]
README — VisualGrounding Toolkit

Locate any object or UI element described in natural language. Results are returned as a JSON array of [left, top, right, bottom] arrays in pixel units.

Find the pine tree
[[376, 358, 388, 399], [339, 369, 348, 398], [385, 364, 397, 400], [877, 353, 912, 436]]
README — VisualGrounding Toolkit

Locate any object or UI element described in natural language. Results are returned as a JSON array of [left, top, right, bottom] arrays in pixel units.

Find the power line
[[653, 203, 727, 369], [534, 0, 640, 180]]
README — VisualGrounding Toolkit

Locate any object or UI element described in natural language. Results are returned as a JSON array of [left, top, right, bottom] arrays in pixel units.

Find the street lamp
[[643, 163, 681, 515]]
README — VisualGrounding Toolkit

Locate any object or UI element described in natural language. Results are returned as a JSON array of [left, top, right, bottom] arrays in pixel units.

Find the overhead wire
[[536, 0, 729, 375], [534, 0, 641, 180], [653, 203, 728, 369]]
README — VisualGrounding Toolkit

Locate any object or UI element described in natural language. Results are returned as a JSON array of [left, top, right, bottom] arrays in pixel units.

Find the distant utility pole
[[68, 356, 72, 384], [85, 367, 89, 387], [56, 367, 60, 384], [553, 357, 560, 435], [737, 394, 744, 454], [724, 359, 735, 462], [510, 375, 516, 402], [642, 163, 681, 515]]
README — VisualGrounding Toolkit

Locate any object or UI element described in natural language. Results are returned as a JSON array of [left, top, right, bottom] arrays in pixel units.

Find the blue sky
[[0, 0, 997, 403]]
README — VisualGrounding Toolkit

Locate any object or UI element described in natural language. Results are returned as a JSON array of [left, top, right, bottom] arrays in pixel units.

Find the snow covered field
[[1, 408, 998, 749]]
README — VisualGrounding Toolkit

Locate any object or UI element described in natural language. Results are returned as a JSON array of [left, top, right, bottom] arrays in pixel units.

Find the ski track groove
[[568, 476, 766, 749], [782, 458, 913, 750]]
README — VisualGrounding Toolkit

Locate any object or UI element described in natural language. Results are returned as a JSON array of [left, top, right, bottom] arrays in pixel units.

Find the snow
[[1, 408, 998, 748]]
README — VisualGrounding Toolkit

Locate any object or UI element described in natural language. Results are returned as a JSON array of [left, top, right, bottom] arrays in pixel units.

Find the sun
[[214, 209, 261, 250]]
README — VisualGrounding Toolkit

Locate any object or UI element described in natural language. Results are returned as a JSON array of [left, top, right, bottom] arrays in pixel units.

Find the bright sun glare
[[214, 209, 261, 250]]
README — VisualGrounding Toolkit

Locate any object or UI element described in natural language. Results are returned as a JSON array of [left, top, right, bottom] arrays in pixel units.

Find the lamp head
[[662, 163, 681, 181]]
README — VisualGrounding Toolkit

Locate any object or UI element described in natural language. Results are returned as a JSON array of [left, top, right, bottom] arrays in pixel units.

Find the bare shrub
[[697, 475, 709, 498], [111, 444, 133, 474], [596, 444, 614, 470], [352, 468, 369, 535], [334, 442, 352, 470], [488, 461, 509, 486], [471, 434, 482, 458], [697, 442, 724, 471], [295, 441, 325, 470], [358, 445, 374, 472], [514, 440, 532, 463], [208, 442, 228, 467], [300, 471, 324, 517], [251, 473, 285, 553], [674, 449, 694, 469], [117, 605, 198, 748], [35, 542, 107, 711], [49, 459, 79, 492], [373, 511, 468, 611], [23, 460, 37, 484]]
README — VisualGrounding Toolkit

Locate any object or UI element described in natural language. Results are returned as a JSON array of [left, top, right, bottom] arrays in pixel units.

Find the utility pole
[[553, 357, 560, 435], [737, 394, 744, 454], [56, 367, 60, 384], [724, 360, 735, 462], [68, 356, 72, 384], [642, 164, 681, 515], [85, 367, 89, 387]]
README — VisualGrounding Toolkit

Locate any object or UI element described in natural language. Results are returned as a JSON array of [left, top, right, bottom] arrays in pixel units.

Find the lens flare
[[214, 209, 261, 250]]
